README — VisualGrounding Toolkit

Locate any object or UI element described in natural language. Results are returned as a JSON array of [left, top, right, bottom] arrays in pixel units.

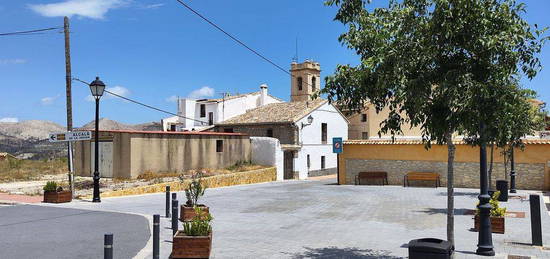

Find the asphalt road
[[0, 204, 150, 259]]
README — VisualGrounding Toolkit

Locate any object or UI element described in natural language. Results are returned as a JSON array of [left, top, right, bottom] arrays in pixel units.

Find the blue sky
[[1, 0, 549, 127]]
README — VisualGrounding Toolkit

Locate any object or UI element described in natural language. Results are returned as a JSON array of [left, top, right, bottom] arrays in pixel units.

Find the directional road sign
[[49, 131, 92, 142]]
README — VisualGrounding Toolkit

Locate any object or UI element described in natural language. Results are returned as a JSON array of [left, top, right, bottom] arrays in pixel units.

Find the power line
[[0, 27, 62, 36], [72, 77, 208, 125], [174, 0, 291, 76], [173, 0, 319, 90]]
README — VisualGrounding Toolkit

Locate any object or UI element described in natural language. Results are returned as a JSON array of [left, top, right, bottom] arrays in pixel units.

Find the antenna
[[292, 36, 299, 62]]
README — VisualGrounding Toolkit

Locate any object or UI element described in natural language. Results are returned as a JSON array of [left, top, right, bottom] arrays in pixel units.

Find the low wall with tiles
[[339, 141, 550, 190], [84, 167, 276, 199], [345, 159, 544, 190]]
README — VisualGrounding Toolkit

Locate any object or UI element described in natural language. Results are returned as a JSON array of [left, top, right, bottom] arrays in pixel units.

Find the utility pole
[[64, 16, 75, 197]]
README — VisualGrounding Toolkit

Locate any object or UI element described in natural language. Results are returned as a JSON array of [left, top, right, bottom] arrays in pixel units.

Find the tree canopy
[[323, 0, 548, 144]]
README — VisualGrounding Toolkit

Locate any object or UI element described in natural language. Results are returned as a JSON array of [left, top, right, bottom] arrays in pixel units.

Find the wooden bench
[[404, 172, 440, 187], [355, 171, 388, 185]]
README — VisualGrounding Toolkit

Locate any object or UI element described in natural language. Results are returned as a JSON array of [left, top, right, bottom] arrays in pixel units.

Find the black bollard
[[172, 199, 179, 236], [165, 186, 171, 218], [104, 233, 113, 259], [171, 192, 177, 212], [153, 214, 160, 259], [530, 194, 543, 246]]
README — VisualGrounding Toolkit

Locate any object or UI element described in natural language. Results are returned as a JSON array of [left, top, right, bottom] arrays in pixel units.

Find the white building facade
[[162, 84, 282, 131]]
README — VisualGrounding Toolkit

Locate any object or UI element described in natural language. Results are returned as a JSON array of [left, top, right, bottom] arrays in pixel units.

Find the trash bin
[[496, 180, 509, 202], [408, 238, 453, 259]]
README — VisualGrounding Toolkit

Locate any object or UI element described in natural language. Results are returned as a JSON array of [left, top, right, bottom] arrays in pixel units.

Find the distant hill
[[79, 118, 162, 131], [0, 118, 162, 159]]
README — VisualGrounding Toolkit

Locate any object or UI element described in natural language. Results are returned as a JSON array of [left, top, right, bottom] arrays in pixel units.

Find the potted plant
[[180, 172, 210, 222], [43, 181, 72, 203], [474, 191, 506, 234], [172, 207, 213, 258]]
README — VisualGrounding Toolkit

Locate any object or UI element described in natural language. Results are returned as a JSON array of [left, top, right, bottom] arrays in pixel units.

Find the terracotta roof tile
[[217, 99, 327, 125]]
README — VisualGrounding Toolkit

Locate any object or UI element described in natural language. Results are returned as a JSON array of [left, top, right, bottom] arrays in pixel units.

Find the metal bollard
[[530, 194, 543, 246], [104, 233, 113, 259], [153, 214, 160, 259], [165, 186, 171, 218], [172, 199, 179, 236]]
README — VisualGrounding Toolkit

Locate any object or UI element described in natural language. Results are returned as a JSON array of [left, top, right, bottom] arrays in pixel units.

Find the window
[[307, 155, 310, 168], [200, 104, 206, 117], [208, 112, 214, 125], [297, 77, 303, 91], [216, 140, 223, 152], [266, 128, 273, 137], [321, 123, 327, 143], [223, 128, 234, 133], [362, 132, 369, 139], [361, 114, 367, 122], [311, 76, 316, 91], [321, 156, 325, 169]]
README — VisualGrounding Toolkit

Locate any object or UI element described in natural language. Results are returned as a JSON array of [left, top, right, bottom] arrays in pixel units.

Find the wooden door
[[283, 151, 294, 180], [90, 141, 113, 178]]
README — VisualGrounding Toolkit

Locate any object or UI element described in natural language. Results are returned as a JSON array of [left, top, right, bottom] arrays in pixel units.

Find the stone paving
[[43, 178, 550, 258]]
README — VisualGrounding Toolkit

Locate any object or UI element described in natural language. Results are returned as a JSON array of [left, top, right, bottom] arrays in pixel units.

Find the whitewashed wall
[[295, 102, 348, 179], [250, 137, 284, 181]]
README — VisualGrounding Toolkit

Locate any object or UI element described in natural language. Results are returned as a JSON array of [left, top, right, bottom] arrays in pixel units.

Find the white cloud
[[86, 85, 130, 101], [0, 59, 27, 65], [188, 86, 215, 99], [166, 95, 179, 103], [28, 0, 128, 20], [0, 117, 18, 123], [41, 95, 59, 106], [140, 3, 164, 9]]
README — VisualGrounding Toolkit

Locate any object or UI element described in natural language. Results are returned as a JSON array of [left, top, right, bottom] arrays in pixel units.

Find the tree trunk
[[488, 144, 494, 189], [503, 146, 508, 181], [446, 131, 455, 246]]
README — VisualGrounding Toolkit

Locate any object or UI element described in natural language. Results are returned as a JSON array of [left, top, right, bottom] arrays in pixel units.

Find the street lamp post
[[509, 146, 517, 193], [476, 122, 495, 256], [89, 77, 105, 203]]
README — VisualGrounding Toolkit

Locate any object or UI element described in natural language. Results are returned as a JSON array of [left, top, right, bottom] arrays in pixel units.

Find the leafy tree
[[323, 0, 547, 246]]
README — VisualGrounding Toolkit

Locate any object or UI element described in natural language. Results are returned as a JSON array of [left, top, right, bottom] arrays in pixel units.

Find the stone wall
[[91, 167, 277, 198], [309, 167, 337, 177], [345, 159, 545, 190]]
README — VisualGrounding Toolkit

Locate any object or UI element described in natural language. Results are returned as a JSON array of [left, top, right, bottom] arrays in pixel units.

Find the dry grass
[[135, 161, 267, 181], [0, 158, 67, 182]]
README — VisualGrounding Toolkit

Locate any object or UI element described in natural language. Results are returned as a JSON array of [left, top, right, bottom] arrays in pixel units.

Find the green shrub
[[476, 191, 506, 217], [184, 172, 207, 206], [182, 207, 212, 236], [225, 160, 253, 171], [43, 181, 58, 192]]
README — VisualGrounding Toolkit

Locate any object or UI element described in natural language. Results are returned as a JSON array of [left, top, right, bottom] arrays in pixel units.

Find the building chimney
[[260, 84, 268, 106]]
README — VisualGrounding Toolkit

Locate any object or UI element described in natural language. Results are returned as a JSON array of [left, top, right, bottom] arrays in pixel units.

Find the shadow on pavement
[[415, 208, 473, 215], [289, 246, 403, 259], [438, 191, 479, 197]]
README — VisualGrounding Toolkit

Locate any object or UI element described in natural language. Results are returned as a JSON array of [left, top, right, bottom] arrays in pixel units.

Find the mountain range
[[0, 118, 162, 159]]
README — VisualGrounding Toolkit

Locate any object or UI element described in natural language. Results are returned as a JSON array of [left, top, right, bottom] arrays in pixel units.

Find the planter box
[[171, 231, 212, 258], [474, 215, 505, 234], [180, 205, 209, 222], [43, 190, 72, 203]]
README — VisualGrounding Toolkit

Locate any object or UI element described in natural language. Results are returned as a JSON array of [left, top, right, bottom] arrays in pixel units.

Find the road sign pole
[[68, 140, 75, 198]]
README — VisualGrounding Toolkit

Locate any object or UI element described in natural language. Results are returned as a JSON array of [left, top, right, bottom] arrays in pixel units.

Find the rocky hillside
[[79, 118, 162, 131], [0, 118, 162, 159]]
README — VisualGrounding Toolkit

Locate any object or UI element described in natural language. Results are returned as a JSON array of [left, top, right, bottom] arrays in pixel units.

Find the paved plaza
[[4, 177, 550, 258]]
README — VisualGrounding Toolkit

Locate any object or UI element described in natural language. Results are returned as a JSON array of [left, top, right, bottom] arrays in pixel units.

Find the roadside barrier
[[153, 214, 160, 259], [172, 199, 179, 235], [104, 233, 113, 259], [165, 186, 171, 218]]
